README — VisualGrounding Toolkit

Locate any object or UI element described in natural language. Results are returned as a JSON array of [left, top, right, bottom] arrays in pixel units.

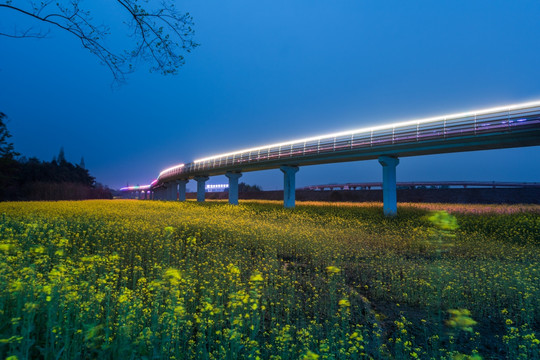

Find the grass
[[0, 200, 538, 359]]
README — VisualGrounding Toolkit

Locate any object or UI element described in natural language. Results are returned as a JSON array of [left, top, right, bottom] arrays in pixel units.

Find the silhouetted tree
[[57, 146, 66, 164], [0, 115, 104, 200], [0, 112, 18, 160], [0, 113, 19, 199], [17, 156, 95, 187], [0, 0, 198, 84], [239, 182, 262, 192]]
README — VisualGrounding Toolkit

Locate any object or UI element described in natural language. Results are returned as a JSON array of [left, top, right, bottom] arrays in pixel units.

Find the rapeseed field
[[0, 200, 538, 359]]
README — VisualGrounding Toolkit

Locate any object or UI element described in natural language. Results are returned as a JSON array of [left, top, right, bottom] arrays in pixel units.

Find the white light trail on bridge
[[158, 163, 185, 177], [193, 99, 540, 164], [120, 185, 151, 191]]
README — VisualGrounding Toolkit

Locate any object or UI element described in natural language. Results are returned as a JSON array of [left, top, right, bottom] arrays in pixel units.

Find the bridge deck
[[157, 102, 540, 183]]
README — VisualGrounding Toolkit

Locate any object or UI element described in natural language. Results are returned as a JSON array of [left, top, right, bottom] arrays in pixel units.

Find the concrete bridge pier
[[195, 176, 209, 202], [280, 165, 299, 208], [226, 171, 242, 205], [173, 184, 178, 201], [167, 182, 177, 201], [177, 179, 189, 201], [164, 184, 170, 201], [378, 156, 399, 216], [164, 184, 170, 200]]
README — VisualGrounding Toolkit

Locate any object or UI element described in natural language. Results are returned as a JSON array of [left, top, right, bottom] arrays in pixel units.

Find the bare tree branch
[[0, 0, 198, 84], [0, 26, 49, 38]]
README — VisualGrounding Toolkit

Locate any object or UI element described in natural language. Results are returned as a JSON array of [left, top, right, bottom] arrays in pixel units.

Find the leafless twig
[[0, 0, 198, 84]]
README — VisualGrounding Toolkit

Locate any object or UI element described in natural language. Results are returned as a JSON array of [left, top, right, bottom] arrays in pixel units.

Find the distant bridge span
[[122, 100, 540, 215], [301, 181, 540, 191]]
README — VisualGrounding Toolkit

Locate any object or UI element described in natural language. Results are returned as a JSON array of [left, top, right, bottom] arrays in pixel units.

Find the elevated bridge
[[122, 100, 540, 215]]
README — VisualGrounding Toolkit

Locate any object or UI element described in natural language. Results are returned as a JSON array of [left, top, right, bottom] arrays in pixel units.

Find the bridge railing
[[157, 103, 540, 182]]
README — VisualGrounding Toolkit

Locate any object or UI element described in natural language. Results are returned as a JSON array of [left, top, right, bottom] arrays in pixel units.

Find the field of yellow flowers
[[0, 200, 538, 359]]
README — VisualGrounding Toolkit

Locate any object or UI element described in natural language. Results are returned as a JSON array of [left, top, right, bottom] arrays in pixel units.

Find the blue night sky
[[1, 0, 539, 190]]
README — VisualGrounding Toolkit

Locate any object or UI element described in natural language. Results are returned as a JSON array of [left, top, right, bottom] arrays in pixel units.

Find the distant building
[[206, 184, 229, 192]]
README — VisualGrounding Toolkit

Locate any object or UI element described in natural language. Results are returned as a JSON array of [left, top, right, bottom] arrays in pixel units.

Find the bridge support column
[[194, 176, 209, 202], [167, 182, 177, 201], [173, 184, 178, 201], [378, 156, 399, 216], [164, 185, 169, 200], [165, 184, 171, 201], [226, 171, 242, 205], [280, 165, 299, 208], [177, 179, 189, 201]]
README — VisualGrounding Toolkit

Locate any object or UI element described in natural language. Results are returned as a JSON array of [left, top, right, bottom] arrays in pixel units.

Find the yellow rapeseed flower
[[326, 266, 341, 275], [164, 268, 182, 286], [446, 309, 478, 332], [302, 350, 320, 360], [250, 273, 264, 282]]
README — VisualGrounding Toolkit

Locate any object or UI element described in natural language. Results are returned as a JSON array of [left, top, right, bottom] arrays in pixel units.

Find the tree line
[[0, 113, 111, 201], [238, 182, 262, 192]]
